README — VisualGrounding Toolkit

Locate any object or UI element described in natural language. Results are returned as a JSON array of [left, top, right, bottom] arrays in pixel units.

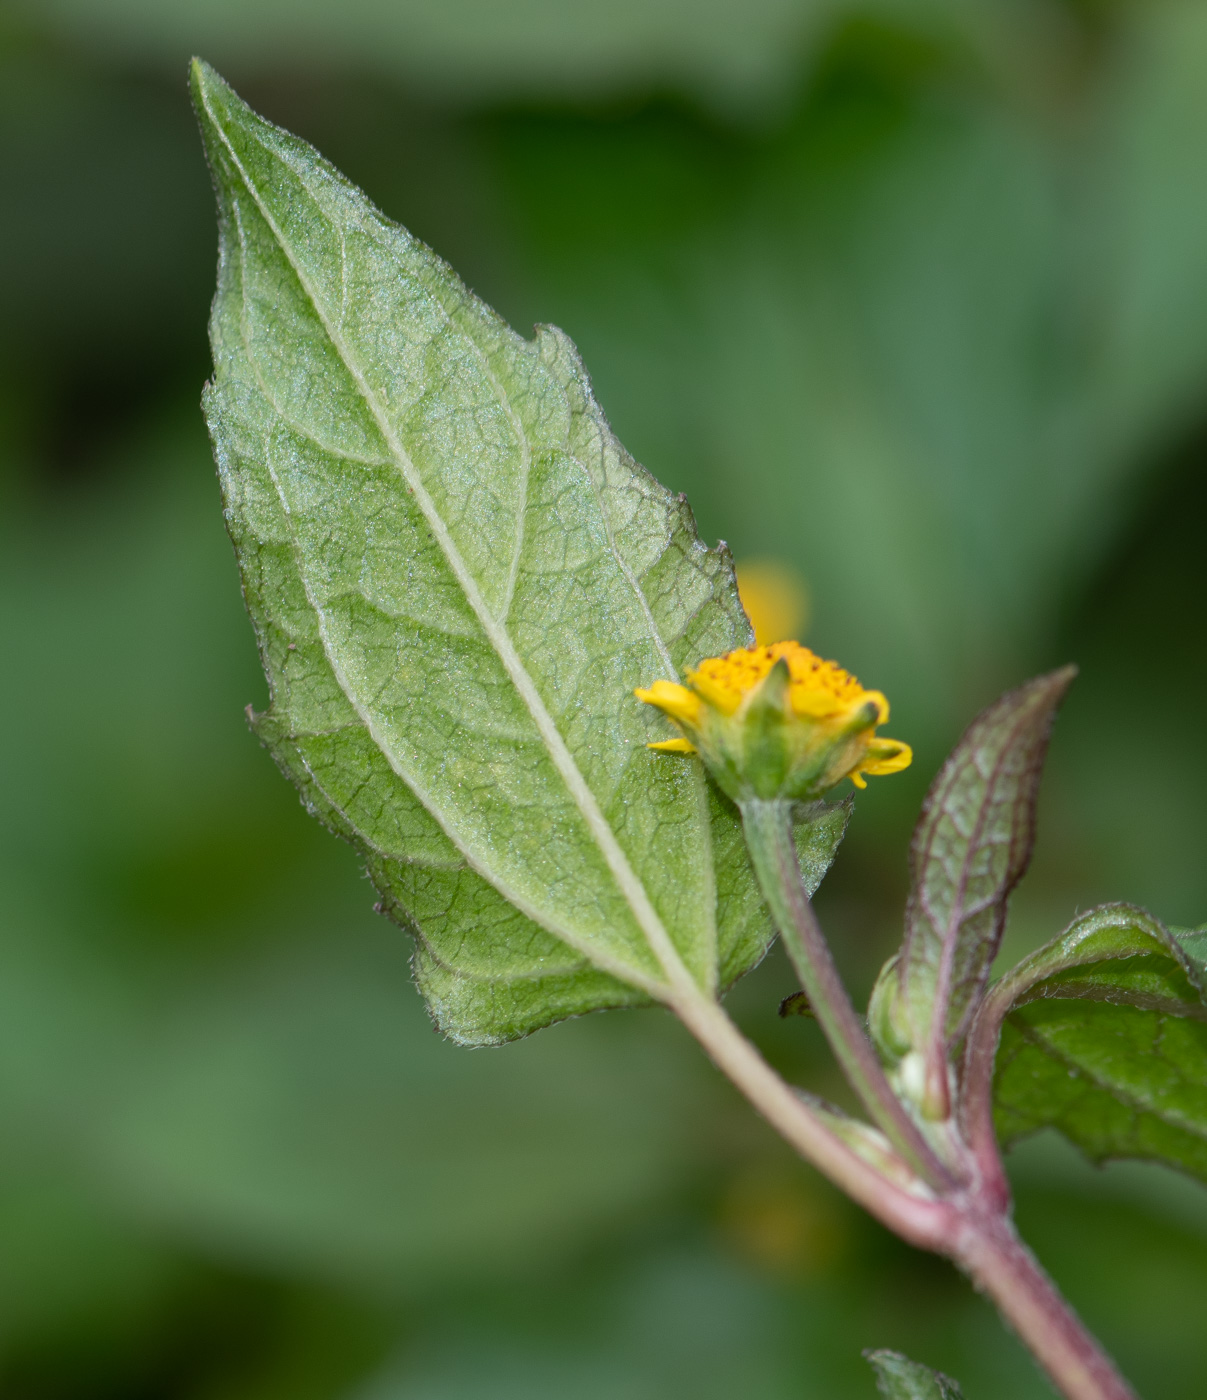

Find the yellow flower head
[[635, 642, 911, 802]]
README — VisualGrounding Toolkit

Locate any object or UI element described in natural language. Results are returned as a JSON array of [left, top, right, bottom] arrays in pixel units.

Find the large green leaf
[[192, 61, 845, 1045], [865, 1349, 965, 1400], [892, 670, 1074, 1090], [990, 905, 1207, 1182]]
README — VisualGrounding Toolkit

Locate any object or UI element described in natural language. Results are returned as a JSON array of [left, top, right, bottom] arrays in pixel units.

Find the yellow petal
[[647, 737, 697, 754], [634, 680, 703, 727], [789, 687, 847, 720], [858, 739, 912, 777], [860, 689, 890, 725], [690, 671, 744, 715]]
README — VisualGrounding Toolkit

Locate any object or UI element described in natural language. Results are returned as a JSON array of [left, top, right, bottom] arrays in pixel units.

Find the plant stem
[[741, 798, 955, 1191], [956, 1211, 1138, 1400], [706, 798, 1140, 1400], [672, 977, 1139, 1400], [667, 988, 956, 1251], [675, 977, 1140, 1400]]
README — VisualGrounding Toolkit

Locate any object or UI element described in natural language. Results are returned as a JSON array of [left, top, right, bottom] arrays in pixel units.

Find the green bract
[[191, 61, 848, 1046], [695, 656, 883, 802]]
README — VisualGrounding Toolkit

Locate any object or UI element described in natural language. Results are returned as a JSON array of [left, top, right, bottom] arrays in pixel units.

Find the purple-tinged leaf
[[895, 668, 1075, 1112]]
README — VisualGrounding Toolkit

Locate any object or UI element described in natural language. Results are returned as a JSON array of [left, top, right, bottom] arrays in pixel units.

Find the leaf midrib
[[204, 86, 699, 1004], [910, 699, 1037, 1056], [226, 196, 663, 997]]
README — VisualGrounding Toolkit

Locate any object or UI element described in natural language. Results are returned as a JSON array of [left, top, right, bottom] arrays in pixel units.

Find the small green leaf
[[865, 1348, 965, 1399], [990, 905, 1207, 1181], [192, 61, 846, 1045], [895, 669, 1075, 1085]]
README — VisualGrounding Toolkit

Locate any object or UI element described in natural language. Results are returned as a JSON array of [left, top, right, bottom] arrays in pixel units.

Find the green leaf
[[192, 61, 846, 1045], [1172, 923, 1207, 978], [893, 669, 1074, 1084], [990, 904, 1207, 1182], [865, 1348, 965, 1400], [992, 905, 1206, 1018]]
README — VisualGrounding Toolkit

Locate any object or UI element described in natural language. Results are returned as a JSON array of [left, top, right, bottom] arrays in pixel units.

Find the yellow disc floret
[[689, 642, 888, 724], [635, 641, 911, 801]]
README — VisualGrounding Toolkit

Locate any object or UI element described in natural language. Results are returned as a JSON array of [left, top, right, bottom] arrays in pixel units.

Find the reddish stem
[[956, 1209, 1138, 1400], [960, 962, 1040, 1212]]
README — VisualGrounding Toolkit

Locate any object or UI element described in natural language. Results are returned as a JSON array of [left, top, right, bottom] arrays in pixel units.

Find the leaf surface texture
[[192, 62, 841, 1043], [865, 1348, 965, 1400], [993, 906, 1207, 1182], [897, 670, 1073, 1064]]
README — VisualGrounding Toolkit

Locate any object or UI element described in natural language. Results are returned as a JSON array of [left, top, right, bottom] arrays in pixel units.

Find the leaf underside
[[993, 907, 1207, 1183], [192, 61, 847, 1046], [865, 1349, 965, 1400], [897, 669, 1074, 1062]]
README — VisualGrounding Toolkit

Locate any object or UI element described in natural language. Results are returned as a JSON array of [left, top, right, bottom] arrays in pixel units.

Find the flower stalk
[[740, 797, 956, 1192]]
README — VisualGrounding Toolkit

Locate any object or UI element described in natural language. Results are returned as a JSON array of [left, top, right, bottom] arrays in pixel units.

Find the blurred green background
[[2, 0, 1207, 1395]]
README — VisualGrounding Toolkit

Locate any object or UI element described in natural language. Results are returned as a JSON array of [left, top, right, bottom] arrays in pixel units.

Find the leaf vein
[[209, 102, 691, 1002]]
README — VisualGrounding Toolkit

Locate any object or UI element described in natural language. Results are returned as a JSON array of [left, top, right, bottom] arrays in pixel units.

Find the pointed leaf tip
[[188, 57, 220, 108], [897, 666, 1076, 1089]]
